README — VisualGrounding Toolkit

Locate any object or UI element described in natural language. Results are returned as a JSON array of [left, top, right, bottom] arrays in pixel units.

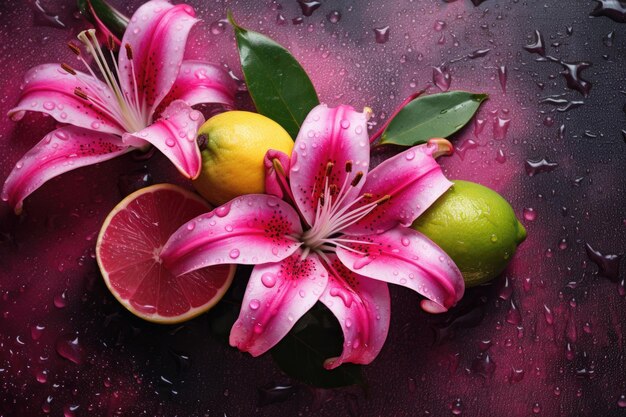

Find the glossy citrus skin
[[412, 180, 527, 287], [192, 111, 294, 206]]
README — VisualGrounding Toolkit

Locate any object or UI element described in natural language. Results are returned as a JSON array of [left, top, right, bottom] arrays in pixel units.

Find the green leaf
[[228, 13, 319, 139], [380, 91, 488, 147], [271, 304, 364, 388], [77, 0, 129, 40]]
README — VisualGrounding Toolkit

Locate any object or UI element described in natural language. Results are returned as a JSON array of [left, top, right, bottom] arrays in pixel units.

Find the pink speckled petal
[[157, 60, 237, 112], [123, 100, 204, 179], [229, 251, 328, 357], [344, 142, 453, 236], [161, 194, 303, 276], [264, 149, 291, 199], [336, 227, 464, 313], [2, 126, 129, 214], [318, 254, 390, 369], [7, 64, 124, 135], [290, 104, 370, 226], [118, 0, 198, 116]]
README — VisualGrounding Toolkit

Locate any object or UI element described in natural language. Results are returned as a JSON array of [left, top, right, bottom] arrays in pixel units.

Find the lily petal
[[157, 60, 237, 113], [264, 149, 291, 199], [123, 100, 204, 179], [118, 0, 198, 115], [161, 194, 303, 276], [2, 126, 129, 214], [336, 227, 464, 313], [344, 142, 452, 236], [318, 254, 390, 369], [229, 251, 328, 357], [290, 104, 370, 226], [8, 64, 124, 135]]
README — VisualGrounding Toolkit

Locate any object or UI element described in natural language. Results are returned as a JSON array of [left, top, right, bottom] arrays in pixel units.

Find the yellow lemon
[[193, 111, 294, 206], [412, 180, 527, 287]]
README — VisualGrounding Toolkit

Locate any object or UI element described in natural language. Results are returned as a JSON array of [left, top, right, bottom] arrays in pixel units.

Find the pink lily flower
[[2, 0, 237, 214], [161, 104, 464, 369]]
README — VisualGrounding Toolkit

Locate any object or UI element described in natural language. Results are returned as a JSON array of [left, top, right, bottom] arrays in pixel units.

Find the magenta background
[[0, 0, 625, 416]]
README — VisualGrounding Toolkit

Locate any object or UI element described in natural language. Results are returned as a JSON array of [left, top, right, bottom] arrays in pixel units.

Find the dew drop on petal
[[401, 237, 410, 246], [215, 205, 230, 217], [186, 222, 195, 231], [189, 110, 201, 121], [340, 119, 350, 129], [229, 249, 240, 259], [353, 256, 373, 270], [43, 102, 55, 110], [249, 299, 260, 310], [261, 273, 277, 288], [345, 318, 353, 328], [165, 138, 176, 147], [91, 121, 101, 130], [405, 150, 416, 161]]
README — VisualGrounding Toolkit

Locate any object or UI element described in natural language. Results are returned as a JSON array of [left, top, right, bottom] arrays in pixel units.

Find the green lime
[[412, 180, 527, 287]]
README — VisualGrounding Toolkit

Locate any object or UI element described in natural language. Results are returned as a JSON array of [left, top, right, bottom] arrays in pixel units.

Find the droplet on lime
[[412, 180, 526, 287]]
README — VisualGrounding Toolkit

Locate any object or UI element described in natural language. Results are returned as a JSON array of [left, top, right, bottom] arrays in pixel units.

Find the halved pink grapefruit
[[96, 184, 235, 323]]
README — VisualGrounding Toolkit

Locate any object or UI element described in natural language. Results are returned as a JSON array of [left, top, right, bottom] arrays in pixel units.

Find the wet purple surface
[[1, 0, 625, 416]]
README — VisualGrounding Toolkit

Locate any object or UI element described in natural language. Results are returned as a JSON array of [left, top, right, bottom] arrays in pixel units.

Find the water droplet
[[249, 299, 260, 310], [43, 101, 55, 110], [189, 110, 201, 121], [261, 273, 277, 288], [493, 117, 511, 140], [224, 225, 233, 232], [532, 403, 541, 414], [543, 305, 554, 325], [186, 222, 195, 231], [55, 335, 84, 364], [31, 324, 45, 340], [434, 20, 446, 31], [327, 10, 341, 23], [506, 299, 522, 325], [373, 26, 390, 44], [298, 0, 321, 16], [91, 121, 101, 130], [405, 150, 415, 161], [498, 65, 507, 93], [353, 256, 372, 270], [36, 370, 48, 383], [496, 149, 507, 163], [53, 291, 68, 308], [210, 19, 227, 35], [560, 61, 592, 97], [229, 249, 240, 259], [585, 242, 622, 281], [468, 48, 490, 59], [165, 138, 176, 147], [523, 208, 536, 221], [215, 204, 231, 217], [433, 65, 451, 91], [590, 1, 626, 23], [298, 289, 306, 298], [451, 398, 463, 415], [524, 30, 545, 56], [525, 158, 558, 176], [401, 237, 410, 247]]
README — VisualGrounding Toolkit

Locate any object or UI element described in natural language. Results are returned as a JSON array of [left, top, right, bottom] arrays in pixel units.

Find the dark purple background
[[1, 0, 625, 416]]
